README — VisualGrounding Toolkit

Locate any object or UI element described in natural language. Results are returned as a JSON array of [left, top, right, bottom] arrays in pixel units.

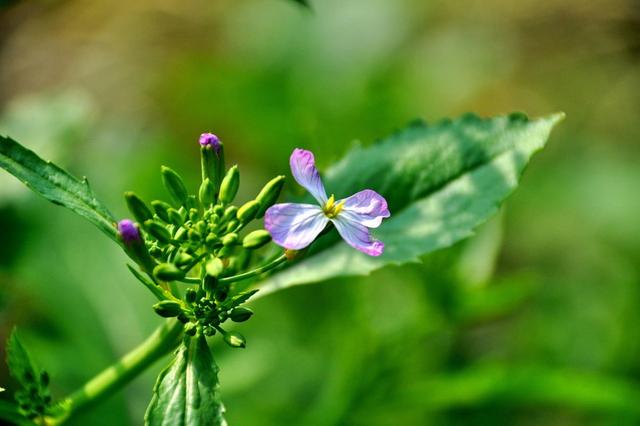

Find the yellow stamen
[[323, 194, 345, 218]]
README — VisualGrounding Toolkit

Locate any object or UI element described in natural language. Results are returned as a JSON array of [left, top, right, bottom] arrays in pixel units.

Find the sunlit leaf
[[258, 113, 564, 296], [0, 135, 118, 243], [145, 334, 226, 426]]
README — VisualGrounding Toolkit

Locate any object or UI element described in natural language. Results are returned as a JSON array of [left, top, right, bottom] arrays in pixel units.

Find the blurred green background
[[1, 0, 640, 424]]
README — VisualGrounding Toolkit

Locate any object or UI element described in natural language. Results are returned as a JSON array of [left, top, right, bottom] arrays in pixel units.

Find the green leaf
[[0, 399, 28, 425], [400, 364, 640, 416], [6, 328, 38, 388], [258, 113, 564, 296], [145, 335, 226, 426], [0, 135, 118, 242]]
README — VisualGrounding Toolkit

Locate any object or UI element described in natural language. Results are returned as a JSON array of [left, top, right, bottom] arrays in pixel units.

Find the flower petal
[[264, 203, 328, 250], [290, 148, 327, 204], [339, 189, 390, 228], [332, 215, 384, 256]]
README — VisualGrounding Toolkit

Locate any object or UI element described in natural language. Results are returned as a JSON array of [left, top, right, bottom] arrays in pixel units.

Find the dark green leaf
[[0, 135, 118, 242], [0, 399, 28, 425], [401, 364, 640, 416], [258, 113, 564, 296], [6, 328, 38, 389], [145, 334, 226, 426]]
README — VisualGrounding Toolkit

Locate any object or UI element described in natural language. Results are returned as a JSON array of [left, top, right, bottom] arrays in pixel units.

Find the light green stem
[[50, 319, 184, 425], [219, 254, 287, 284]]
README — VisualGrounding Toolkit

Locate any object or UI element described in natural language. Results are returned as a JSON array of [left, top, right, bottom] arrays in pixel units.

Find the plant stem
[[220, 254, 287, 284], [50, 319, 184, 425]]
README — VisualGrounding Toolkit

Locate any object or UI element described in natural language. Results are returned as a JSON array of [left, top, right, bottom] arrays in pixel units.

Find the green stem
[[220, 254, 287, 284], [50, 320, 184, 425]]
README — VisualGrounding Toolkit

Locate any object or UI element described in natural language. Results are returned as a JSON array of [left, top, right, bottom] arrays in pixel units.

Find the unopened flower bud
[[144, 220, 172, 243], [225, 220, 239, 233], [205, 257, 224, 278], [205, 233, 219, 246], [153, 263, 185, 281], [237, 200, 260, 223], [188, 229, 202, 242], [199, 133, 224, 186], [161, 166, 189, 206], [255, 175, 285, 218], [199, 178, 216, 206], [168, 208, 184, 226], [118, 219, 141, 245], [185, 288, 197, 304], [229, 307, 253, 323], [213, 205, 224, 216], [151, 200, 172, 223], [152, 300, 183, 318], [184, 322, 197, 336], [199, 132, 221, 150], [203, 275, 217, 293], [174, 252, 193, 267], [219, 165, 240, 204], [242, 230, 272, 249], [224, 331, 246, 348], [124, 192, 153, 224], [222, 233, 238, 246], [214, 283, 229, 302], [223, 205, 238, 221], [118, 219, 156, 272]]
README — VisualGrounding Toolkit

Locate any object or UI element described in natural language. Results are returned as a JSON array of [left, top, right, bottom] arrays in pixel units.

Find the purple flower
[[265, 149, 390, 256], [199, 133, 222, 152], [118, 219, 141, 245]]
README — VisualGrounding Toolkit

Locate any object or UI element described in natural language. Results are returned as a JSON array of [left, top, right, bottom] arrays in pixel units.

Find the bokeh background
[[1, 0, 640, 424]]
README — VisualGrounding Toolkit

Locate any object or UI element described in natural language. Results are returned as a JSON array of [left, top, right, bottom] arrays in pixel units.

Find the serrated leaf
[[6, 328, 38, 389], [0, 135, 118, 242], [145, 335, 226, 426], [258, 113, 563, 296], [221, 289, 259, 310]]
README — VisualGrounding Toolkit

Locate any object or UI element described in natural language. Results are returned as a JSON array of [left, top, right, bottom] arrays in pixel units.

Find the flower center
[[322, 194, 345, 219]]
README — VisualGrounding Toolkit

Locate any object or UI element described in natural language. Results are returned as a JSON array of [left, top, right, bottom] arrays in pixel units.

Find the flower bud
[[199, 133, 224, 186], [224, 331, 246, 348], [229, 307, 253, 323], [151, 200, 172, 223], [219, 165, 240, 204], [237, 200, 260, 223], [222, 233, 238, 246], [225, 220, 239, 233], [161, 166, 189, 206], [153, 263, 185, 281], [199, 178, 216, 206], [185, 288, 197, 304], [174, 252, 193, 267], [118, 219, 156, 272], [214, 283, 229, 301], [118, 219, 141, 245], [168, 208, 184, 226], [184, 322, 197, 336], [144, 220, 172, 244], [124, 192, 153, 224], [152, 300, 183, 318], [223, 205, 238, 221], [205, 233, 219, 246], [203, 275, 217, 293], [242, 230, 272, 250], [205, 257, 224, 278], [255, 175, 285, 218]]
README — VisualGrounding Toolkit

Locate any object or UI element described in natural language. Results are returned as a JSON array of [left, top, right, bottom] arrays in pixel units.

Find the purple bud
[[118, 219, 141, 244], [199, 133, 222, 152]]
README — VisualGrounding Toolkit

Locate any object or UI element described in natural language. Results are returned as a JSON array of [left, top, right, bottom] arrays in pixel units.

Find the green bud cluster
[[123, 137, 285, 348], [15, 370, 52, 420]]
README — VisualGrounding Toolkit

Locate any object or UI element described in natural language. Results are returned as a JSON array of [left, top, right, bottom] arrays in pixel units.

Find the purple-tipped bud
[[118, 219, 141, 245], [199, 132, 222, 152]]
